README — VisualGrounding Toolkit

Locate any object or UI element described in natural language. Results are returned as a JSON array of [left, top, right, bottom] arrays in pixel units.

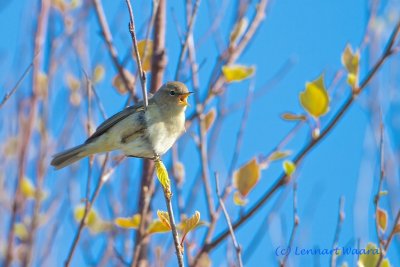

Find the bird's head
[[154, 81, 193, 110]]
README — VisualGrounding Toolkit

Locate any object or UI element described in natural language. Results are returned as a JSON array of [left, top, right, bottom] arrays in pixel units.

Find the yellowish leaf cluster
[[74, 206, 111, 234], [283, 160, 296, 176], [93, 64, 105, 84], [52, 0, 82, 12], [203, 108, 216, 132], [358, 243, 390, 267], [155, 160, 171, 192], [268, 150, 292, 162], [20, 177, 47, 201], [136, 40, 153, 72], [114, 214, 141, 229], [233, 158, 260, 205], [377, 208, 388, 232], [222, 65, 255, 83], [114, 210, 206, 240], [280, 112, 306, 121], [65, 73, 81, 106], [299, 74, 330, 119], [341, 44, 360, 90], [112, 69, 135, 95]]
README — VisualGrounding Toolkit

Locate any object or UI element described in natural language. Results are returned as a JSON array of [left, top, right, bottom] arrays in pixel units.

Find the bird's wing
[[85, 102, 145, 143]]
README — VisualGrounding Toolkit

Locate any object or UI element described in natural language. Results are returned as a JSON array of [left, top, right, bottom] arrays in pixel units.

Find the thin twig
[[280, 180, 300, 267], [374, 120, 385, 251], [175, 0, 201, 81], [214, 173, 243, 267], [0, 52, 40, 109], [164, 189, 185, 267], [330, 196, 345, 267], [125, 0, 148, 108]]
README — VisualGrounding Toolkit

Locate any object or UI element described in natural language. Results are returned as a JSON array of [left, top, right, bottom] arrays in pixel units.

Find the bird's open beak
[[178, 92, 193, 106]]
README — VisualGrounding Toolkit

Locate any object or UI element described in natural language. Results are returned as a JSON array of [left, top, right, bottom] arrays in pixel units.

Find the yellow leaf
[[233, 191, 248, 206], [4, 137, 19, 157], [377, 208, 388, 232], [230, 17, 248, 45], [14, 223, 29, 241], [174, 161, 186, 184], [52, 0, 68, 12], [233, 158, 260, 197], [222, 65, 255, 83], [136, 40, 153, 72], [74, 206, 98, 227], [112, 69, 135, 95], [299, 74, 330, 118], [14, 223, 28, 241], [155, 160, 170, 190], [20, 177, 36, 199], [283, 160, 296, 176], [341, 44, 360, 88], [180, 211, 201, 241], [37, 72, 48, 97], [379, 191, 388, 196], [93, 64, 105, 83], [268, 150, 292, 161], [147, 220, 171, 234], [280, 112, 307, 121], [69, 91, 81, 106], [114, 214, 141, 229], [204, 108, 216, 132], [197, 253, 212, 267], [358, 243, 386, 267], [70, 0, 82, 9], [157, 210, 171, 230], [65, 73, 80, 91]]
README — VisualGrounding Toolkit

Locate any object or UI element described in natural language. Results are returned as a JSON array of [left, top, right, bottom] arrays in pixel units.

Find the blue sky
[[1, 0, 399, 266]]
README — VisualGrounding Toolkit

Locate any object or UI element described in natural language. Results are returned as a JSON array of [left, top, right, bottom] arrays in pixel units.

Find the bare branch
[[330, 196, 345, 267], [214, 173, 243, 267], [125, 0, 148, 108]]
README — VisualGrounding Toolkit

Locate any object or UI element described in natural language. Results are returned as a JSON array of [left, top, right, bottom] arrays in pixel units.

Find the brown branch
[[193, 20, 400, 265], [125, 0, 148, 108], [163, 182, 185, 267], [92, 0, 137, 100], [3, 1, 50, 266], [130, 1, 166, 266], [214, 173, 243, 267]]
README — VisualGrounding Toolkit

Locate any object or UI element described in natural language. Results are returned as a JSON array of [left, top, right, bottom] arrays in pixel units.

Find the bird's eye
[[169, 90, 175, 96]]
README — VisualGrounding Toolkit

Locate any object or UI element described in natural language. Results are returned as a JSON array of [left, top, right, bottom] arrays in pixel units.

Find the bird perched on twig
[[51, 81, 192, 169]]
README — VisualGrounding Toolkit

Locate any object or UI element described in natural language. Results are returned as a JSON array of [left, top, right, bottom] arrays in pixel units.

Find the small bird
[[51, 81, 192, 169]]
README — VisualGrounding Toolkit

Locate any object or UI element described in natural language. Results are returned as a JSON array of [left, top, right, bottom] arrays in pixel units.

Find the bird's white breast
[[145, 105, 185, 156]]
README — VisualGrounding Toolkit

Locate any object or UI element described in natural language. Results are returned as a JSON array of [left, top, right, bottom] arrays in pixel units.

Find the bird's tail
[[51, 144, 93, 170]]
